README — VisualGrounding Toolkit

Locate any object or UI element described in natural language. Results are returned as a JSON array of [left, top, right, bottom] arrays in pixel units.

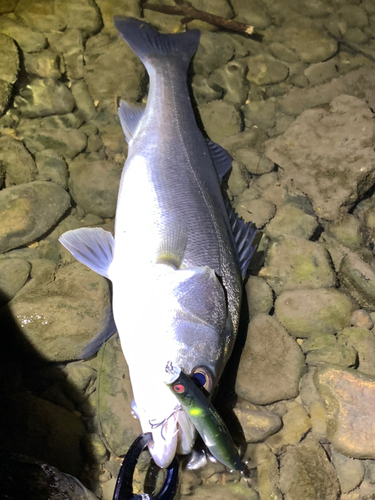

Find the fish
[[59, 16, 257, 469], [164, 362, 247, 473]]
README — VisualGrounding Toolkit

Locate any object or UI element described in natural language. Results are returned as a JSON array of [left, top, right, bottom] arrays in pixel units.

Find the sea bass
[[60, 17, 257, 468]]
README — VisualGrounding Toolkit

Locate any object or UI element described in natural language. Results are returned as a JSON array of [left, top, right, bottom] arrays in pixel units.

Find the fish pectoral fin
[[59, 227, 114, 279], [156, 221, 188, 269], [206, 139, 233, 184], [118, 100, 145, 143], [80, 308, 118, 359]]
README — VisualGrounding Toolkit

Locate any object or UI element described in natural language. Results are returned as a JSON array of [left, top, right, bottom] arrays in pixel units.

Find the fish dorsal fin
[[156, 221, 188, 269], [226, 201, 258, 279], [80, 308, 118, 359], [118, 100, 145, 143], [59, 227, 114, 279], [206, 139, 233, 183]]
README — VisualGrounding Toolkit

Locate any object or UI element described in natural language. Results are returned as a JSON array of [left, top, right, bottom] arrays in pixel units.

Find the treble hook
[[112, 433, 179, 500]]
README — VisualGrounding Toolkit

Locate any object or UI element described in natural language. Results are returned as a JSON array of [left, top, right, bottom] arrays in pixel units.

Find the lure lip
[[112, 432, 179, 500], [164, 361, 182, 385]]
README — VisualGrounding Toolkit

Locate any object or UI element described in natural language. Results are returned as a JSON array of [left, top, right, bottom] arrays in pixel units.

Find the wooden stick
[[142, 0, 254, 35]]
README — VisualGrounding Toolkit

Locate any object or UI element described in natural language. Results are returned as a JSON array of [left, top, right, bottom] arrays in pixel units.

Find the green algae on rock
[[245, 276, 274, 320], [339, 252, 375, 309], [337, 327, 375, 376], [265, 203, 318, 240]]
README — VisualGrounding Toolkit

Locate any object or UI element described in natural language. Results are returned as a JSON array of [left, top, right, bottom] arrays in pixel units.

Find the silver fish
[[59, 17, 257, 468]]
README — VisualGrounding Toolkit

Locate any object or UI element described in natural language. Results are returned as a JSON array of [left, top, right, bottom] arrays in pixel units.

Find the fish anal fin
[[206, 139, 233, 184], [118, 100, 145, 143], [80, 308, 117, 359]]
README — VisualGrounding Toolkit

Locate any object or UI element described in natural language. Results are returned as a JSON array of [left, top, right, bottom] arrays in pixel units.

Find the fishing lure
[[164, 362, 248, 475]]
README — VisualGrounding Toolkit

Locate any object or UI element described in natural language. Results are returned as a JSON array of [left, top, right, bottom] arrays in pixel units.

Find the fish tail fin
[[114, 16, 200, 71]]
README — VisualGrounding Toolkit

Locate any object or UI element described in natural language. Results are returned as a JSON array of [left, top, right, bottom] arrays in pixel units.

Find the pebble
[[15, 79, 75, 118], [180, 482, 259, 500], [231, 0, 271, 29], [35, 149, 69, 189], [0, 135, 37, 186], [275, 288, 356, 337], [64, 361, 97, 396], [24, 49, 61, 79], [54, 0, 102, 37], [245, 276, 274, 320], [259, 236, 336, 295], [0, 17, 47, 53], [199, 101, 242, 143], [0, 181, 71, 253], [235, 194, 276, 228], [71, 80, 97, 121], [304, 59, 339, 86], [268, 42, 300, 63], [339, 252, 375, 309], [341, 481, 375, 500], [242, 98, 276, 132], [299, 368, 327, 441], [85, 433, 108, 464], [193, 32, 235, 77], [0, 258, 30, 306], [0, 33, 19, 87], [338, 5, 369, 28], [338, 327, 375, 376], [234, 148, 274, 175], [49, 28, 84, 80], [255, 443, 282, 500], [235, 314, 306, 405], [314, 366, 375, 459], [305, 341, 357, 368], [350, 309, 374, 330], [265, 203, 318, 240], [247, 55, 289, 86], [208, 60, 248, 106], [191, 74, 222, 106], [327, 214, 363, 249], [233, 399, 282, 442], [282, 26, 338, 63], [331, 449, 364, 495], [227, 161, 248, 197]]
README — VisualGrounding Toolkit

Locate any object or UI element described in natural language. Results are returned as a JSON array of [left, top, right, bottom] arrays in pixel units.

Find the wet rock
[[0, 16, 47, 53], [351, 309, 374, 330], [191, 74, 222, 105], [299, 368, 327, 441], [199, 101, 242, 143], [0, 33, 19, 116], [331, 449, 364, 495], [0, 0, 16, 13], [227, 161, 248, 197], [282, 26, 338, 63], [193, 32, 235, 76], [242, 98, 276, 132], [208, 60, 248, 106], [338, 5, 369, 28], [181, 481, 259, 500], [0, 181, 70, 253], [68, 157, 121, 218], [0, 258, 30, 306], [304, 59, 338, 86], [327, 214, 363, 249], [339, 252, 375, 309], [71, 80, 97, 121], [54, 0, 102, 37], [15, 79, 75, 118], [0, 393, 86, 476], [275, 288, 355, 337], [16, 1, 66, 33], [259, 236, 336, 294], [266, 95, 375, 221], [85, 433, 108, 464], [235, 314, 305, 405], [269, 42, 300, 63], [64, 361, 97, 398], [221, 129, 268, 156], [231, 0, 271, 29], [255, 443, 282, 500], [314, 366, 375, 459], [234, 148, 274, 175], [245, 276, 274, 320], [0, 136, 37, 186], [247, 55, 289, 85], [49, 28, 84, 80], [24, 49, 61, 79], [305, 341, 357, 368], [266, 402, 311, 454], [279, 435, 340, 500], [95, 335, 141, 457], [341, 481, 375, 500], [265, 204, 318, 240], [364, 460, 375, 483], [35, 149, 69, 189], [3, 262, 111, 362], [235, 194, 276, 228], [338, 327, 375, 376], [233, 399, 282, 442]]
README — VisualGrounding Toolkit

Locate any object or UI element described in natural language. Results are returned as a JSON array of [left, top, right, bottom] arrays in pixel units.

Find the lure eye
[[192, 366, 213, 393], [173, 384, 185, 394]]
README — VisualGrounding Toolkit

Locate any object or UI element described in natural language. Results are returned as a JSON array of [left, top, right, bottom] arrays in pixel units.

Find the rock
[[35, 149, 69, 189], [269, 42, 300, 63], [233, 399, 282, 442], [15, 79, 75, 118], [191, 74, 222, 105], [221, 129, 268, 156], [208, 60, 248, 106], [245, 276, 274, 320], [242, 99, 277, 132], [0, 17, 47, 53], [259, 236, 336, 295], [85, 433, 108, 464], [314, 366, 375, 459], [305, 341, 357, 368], [247, 55, 289, 85], [338, 327, 375, 376], [0, 392, 86, 476], [304, 59, 339, 86], [180, 481, 259, 500], [266, 95, 375, 221], [193, 32, 235, 76], [68, 158, 121, 218], [279, 435, 340, 500], [364, 460, 375, 483], [339, 252, 375, 309], [265, 204, 318, 240], [54, 0, 102, 37], [199, 101, 242, 143], [0, 258, 30, 306], [235, 194, 276, 228], [341, 481, 375, 500], [255, 443, 282, 500], [338, 5, 369, 28], [327, 215, 363, 249], [0, 181, 70, 253], [275, 288, 356, 337], [0, 33, 19, 116], [49, 28, 84, 80], [95, 335, 141, 457], [24, 49, 61, 79], [0, 0, 16, 13], [331, 449, 364, 495], [64, 361, 97, 397], [235, 314, 305, 405], [266, 402, 312, 454], [350, 309, 374, 330], [16, 4, 66, 33], [0, 136, 37, 186], [299, 368, 327, 441], [2, 262, 111, 362], [71, 80, 97, 121], [227, 161, 248, 197], [234, 148, 274, 175], [281, 26, 338, 63], [231, 0, 271, 29]]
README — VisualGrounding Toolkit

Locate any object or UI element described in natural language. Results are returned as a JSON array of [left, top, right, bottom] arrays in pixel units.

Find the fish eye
[[173, 384, 185, 393], [192, 366, 213, 393]]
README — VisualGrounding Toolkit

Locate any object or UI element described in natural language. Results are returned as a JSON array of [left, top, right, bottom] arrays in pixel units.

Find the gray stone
[[265, 204, 318, 240], [35, 149, 69, 189], [304, 58, 339, 86], [341, 482, 375, 500], [255, 443, 282, 500], [49, 29, 84, 80], [24, 49, 61, 79], [338, 327, 375, 376], [231, 0, 271, 29], [339, 252, 375, 309], [282, 26, 338, 63], [191, 74, 222, 106], [234, 399, 282, 442], [68, 158, 121, 218], [327, 214, 363, 249], [242, 98, 277, 132], [0, 80, 12, 118], [193, 32, 235, 76], [245, 276, 274, 320], [0, 16, 47, 53], [0, 136, 37, 186], [0, 33, 19, 84], [269, 42, 300, 63], [331, 449, 364, 495], [247, 55, 289, 85], [0, 181, 71, 253], [221, 129, 268, 156], [208, 60, 248, 106], [266, 95, 375, 221], [54, 0, 102, 37], [0, 258, 30, 305], [235, 194, 276, 228], [350, 309, 374, 330], [71, 80, 97, 121], [15, 79, 75, 118], [235, 314, 305, 405], [227, 161, 248, 197], [279, 435, 340, 500], [259, 236, 336, 294], [234, 148, 274, 175], [275, 288, 355, 338], [64, 361, 97, 397], [305, 342, 357, 368], [0, 0, 16, 13], [199, 101, 242, 143], [338, 5, 369, 28], [299, 368, 328, 441]]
